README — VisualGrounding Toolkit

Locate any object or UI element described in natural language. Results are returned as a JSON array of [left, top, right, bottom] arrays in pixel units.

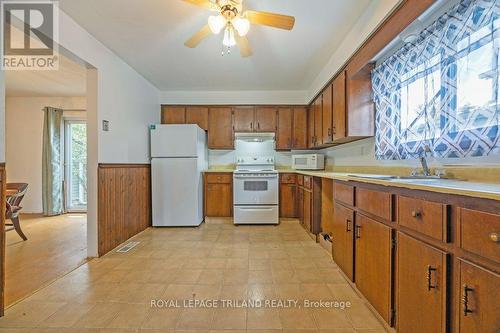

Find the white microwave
[[292, 154, 325, 170]]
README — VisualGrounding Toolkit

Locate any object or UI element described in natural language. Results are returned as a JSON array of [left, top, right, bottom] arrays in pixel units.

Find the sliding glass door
[[64, 120, 87, 211]]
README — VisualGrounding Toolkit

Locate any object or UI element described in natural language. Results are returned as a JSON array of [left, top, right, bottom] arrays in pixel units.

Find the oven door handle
[[237, 207, 275, 211], [233, 176, 278, 179]]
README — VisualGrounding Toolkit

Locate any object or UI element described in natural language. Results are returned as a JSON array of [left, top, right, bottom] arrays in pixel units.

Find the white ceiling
[[58, 0, 371, 91]]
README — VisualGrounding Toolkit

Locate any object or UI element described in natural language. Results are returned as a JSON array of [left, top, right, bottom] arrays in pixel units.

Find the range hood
[[234, 132, 275, 142]]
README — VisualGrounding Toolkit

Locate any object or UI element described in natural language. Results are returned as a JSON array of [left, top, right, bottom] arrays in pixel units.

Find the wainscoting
[[97, 164, 151, 256], [0, 163, 6, 316]]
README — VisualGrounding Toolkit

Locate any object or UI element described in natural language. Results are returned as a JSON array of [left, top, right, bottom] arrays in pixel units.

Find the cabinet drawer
[[460, 208, 500, 263], [303, 176, 312, 190], [280, 173, 296, 184], [356, 187, 392, 221], [334, 182, 354, 206], [398, 196, 447, 241], [297, 175, 304, 186], [206, 173, 232, 184]]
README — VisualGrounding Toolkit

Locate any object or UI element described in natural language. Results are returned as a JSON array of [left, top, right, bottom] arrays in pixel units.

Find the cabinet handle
[[258, 122, 260, 130], [355, 225, 361, 239], [250, 122, 253, 130], [411, 210, 422, 218], [489, 232, 499, 242], [426, 265, 437, 291], [346, 218, 352, 232], [462, 284, 474, 316]]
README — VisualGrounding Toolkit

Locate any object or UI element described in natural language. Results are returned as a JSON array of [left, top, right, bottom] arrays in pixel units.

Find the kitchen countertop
[[204, 168, 500, 201]]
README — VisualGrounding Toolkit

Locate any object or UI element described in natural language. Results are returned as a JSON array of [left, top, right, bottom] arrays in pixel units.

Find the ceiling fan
[[183, 0, 295, 57]]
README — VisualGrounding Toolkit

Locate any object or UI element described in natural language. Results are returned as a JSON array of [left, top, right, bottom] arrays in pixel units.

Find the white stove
[[233, 156, 279, 225]]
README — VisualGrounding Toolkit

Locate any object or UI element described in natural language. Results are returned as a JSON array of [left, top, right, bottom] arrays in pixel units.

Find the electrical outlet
[[102, 120, 109, 131]]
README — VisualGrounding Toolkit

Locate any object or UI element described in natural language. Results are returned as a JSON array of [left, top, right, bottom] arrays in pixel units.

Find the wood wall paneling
[[98, 164, 151, 256], [0, 164, 6, 316]]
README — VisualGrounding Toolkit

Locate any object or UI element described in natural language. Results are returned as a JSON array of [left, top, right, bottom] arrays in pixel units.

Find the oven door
[[233, 173, 278, 205]]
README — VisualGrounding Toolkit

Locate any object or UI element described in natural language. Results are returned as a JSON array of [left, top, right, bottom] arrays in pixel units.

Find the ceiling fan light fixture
[[232, 16, 250, 36], [222, 26, 236, 47], [208, 15, 226, 34]]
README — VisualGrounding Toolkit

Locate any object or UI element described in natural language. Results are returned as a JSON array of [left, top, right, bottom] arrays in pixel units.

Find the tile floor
[[0, 218, 388, 332]]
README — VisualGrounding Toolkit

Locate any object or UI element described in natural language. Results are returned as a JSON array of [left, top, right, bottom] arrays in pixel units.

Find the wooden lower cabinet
[[355, 213, 392, 324], [458, 259, 500, 332], [303, 189, 312, 232], [397, 232, 447, 332], [204, 173, 232, 217], [280, 183, 296, 218], [332, 202, 354, 281], [297, 185, 304, 225], [321, 178, 334, 237]]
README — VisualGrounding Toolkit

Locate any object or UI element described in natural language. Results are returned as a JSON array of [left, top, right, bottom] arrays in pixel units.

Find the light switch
[[102, 120, 109, 131]]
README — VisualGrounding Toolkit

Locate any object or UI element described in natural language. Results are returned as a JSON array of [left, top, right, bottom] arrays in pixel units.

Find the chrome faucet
[[420, 145, 432, 177]]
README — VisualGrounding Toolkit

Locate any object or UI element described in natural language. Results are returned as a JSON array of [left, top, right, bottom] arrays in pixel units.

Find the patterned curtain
[[42, 107, 64, 216], [372, 0, 499, 160]]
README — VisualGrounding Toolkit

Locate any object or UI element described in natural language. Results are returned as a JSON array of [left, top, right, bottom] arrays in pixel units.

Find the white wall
[[5, 96, 86, 213]]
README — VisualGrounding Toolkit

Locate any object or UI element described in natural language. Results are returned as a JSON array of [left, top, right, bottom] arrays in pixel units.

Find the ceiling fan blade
[[181, 0, 218, 10], [235, 34, 252, 57], [244, 10, 295, 30], [184, 25, 212, 48]]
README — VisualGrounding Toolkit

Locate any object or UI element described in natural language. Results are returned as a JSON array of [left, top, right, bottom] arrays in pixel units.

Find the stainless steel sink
[[348, 174, 445, 181]]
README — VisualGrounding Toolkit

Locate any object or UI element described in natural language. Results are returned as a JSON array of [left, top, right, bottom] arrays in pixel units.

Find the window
[[372, 0, 499, 160], [65, 120, 87, 211]]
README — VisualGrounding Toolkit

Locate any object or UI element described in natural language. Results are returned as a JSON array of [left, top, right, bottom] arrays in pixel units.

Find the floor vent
[[116, 241, 140, 253]]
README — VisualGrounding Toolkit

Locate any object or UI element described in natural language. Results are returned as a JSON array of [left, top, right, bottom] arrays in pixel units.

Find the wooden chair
[[5, 183, 29, 241]]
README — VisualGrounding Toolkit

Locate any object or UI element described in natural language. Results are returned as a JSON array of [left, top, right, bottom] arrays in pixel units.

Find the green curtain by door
[[42, 107, 64, 216]]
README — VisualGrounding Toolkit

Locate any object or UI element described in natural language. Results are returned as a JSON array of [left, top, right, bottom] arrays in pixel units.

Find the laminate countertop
[[204, 169, 500, 201]]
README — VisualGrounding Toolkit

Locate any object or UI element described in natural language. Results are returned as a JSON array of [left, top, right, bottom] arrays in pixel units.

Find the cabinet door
[[332, 202, 354, 281], [297, 187, 304, 225], [332, 71, 346, 141], [346, 64, 375, 137], [397, 232, 447, 333], [233, 106, 255, 132], [314, 96, 323, 146], [205, 183, 232, 217], [255, 107, 277, 132], [280, 183, 296, 218], [208, 107, 233, 149], [186, 106, 208, 130], [321, 178, 334, 237], [303, 190, 312, 232], [292, 107, 308, 149], [459, 260, 500, 332], [161, 106, 185, 124], [322, 84, 333, 144], [276, 108, 293, 150], [308, 107, 315, 148], [355, 214, 392, 324]]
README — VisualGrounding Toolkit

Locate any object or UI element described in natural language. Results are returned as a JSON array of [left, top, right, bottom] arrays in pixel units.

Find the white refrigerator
[[150, 124, 208, 227]]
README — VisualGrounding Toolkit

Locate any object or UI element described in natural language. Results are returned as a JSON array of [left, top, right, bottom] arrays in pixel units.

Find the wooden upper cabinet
[[208, 107, 233, 149], [255, 107, 277, 132], [233, 106, 255, 132], [332, 71, 346, 141], [161, 106, 185, 124], [458, 259, 500, 332], [292, 107, 308, 149], [185, 107, 208, 130], [322, 84, 333, 144], [346, 64, 375, 137], [397, 232, 447, 333], [276, 108, 293, 150], [314, 95, 322, 146], [355, 214, 392, 324], [308, 106, 315, 148]]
